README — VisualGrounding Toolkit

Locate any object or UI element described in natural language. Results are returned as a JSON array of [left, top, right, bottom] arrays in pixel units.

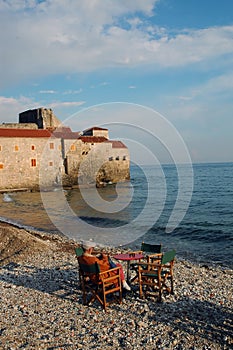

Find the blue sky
[[0, 0, 233, 164]]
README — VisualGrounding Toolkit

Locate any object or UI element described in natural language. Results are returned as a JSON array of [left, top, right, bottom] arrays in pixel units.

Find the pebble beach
[[0, 222, 232, 350]]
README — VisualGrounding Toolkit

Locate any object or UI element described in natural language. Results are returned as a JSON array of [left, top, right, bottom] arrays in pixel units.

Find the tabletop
[[113, 253, 144, 261]]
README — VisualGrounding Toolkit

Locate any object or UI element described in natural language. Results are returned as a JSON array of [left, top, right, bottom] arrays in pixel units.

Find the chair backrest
[[141, 242, 162, 254], [79, 261, 100, 274], [75, 246, 84, 257], [161, 249, 176, 265]]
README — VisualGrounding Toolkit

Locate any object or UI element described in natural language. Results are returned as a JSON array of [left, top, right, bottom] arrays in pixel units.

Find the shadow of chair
[[130, 242, 162, 283], [138, 249, 176, 302], [78, 261, 122, 311]]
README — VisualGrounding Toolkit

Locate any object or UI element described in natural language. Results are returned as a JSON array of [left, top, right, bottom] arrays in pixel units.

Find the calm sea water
[[1, 162, 233, 268]]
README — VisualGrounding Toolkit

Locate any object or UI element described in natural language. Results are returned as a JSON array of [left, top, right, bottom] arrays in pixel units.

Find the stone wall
[[0, 134, 130, 190], [19, 108, 61, 130], [65, 141, 130, 186], [0, 107, 130, 190], [0, 137, 63, 190], [0, 123, 38, 129]]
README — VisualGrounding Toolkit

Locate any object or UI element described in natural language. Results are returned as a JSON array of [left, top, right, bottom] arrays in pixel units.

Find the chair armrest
[[98, 266, 121, 277], [138, 261, 174, 267], [147, 253, 162, 258], [99, 266, 121, 283], [147, 253, 162, 263], [137, 262, 161, 269]]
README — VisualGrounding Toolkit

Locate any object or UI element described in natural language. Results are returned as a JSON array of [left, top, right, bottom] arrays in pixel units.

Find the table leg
[[126, 261, 130, 284]]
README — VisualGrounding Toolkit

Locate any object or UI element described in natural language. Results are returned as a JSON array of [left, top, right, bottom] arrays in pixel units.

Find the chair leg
[[158, 272, 162, 302], [102, 286, 107, 311], [80, 268, 124, 310], [170, 275, 174, 294], [119, 289, 123, 304], [139, 285, 143, 298], [138, 272, 144, 298]]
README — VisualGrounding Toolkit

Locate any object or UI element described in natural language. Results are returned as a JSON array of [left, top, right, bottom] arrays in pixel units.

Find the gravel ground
[[0, 222, 232, 350]]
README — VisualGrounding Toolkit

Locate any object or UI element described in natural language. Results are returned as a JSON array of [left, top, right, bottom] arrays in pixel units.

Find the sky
[[0, 0, 233, 164]]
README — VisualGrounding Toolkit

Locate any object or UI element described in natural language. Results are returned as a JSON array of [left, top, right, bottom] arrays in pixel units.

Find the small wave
[[78, 215, 128, 228]]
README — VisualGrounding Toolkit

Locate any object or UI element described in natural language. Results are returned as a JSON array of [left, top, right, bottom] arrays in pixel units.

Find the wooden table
[[113, 253, 144, 284]]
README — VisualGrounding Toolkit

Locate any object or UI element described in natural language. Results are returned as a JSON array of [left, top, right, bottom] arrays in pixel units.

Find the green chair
[[138, 249, 176, 302], [141, 242, 162, 254], [75, 246, 84, 258], [130, 242, 162, 283], [78, 261, 122, 311]]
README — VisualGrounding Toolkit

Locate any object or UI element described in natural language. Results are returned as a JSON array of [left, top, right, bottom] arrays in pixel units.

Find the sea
[[1, 162, 233, 269]]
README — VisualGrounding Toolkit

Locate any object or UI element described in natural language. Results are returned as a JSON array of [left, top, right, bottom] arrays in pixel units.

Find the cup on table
[[129, 253, 135, 257]]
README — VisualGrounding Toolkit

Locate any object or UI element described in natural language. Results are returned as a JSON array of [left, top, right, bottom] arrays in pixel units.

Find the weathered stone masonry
[[0, 108, 130, 190]]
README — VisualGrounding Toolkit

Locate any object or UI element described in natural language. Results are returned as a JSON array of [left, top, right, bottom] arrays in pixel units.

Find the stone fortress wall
[[0, 108, 130, 190], [19, 107, 61, 130]]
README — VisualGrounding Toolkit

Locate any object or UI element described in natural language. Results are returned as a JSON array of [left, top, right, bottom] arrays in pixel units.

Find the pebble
[[0, 230, 232, 349]]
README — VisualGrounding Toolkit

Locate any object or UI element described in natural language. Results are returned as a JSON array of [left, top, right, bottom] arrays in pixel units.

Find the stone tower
[[19, 107, 61, 130]]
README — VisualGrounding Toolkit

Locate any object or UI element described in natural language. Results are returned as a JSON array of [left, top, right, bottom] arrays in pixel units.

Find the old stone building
[[0, 108, 130, 190]]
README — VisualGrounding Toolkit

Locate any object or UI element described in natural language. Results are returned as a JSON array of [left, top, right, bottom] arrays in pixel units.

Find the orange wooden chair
[[138, 249, 176, 302], [130, 242, 162, 283], [78, 261, 122, 311]]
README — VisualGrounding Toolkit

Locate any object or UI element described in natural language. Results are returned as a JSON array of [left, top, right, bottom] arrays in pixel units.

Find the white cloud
[[63, 89, 83, 95], [178, 96, 193, 101], [48, 101, 86, 119], [0, 95, 86, 123], [1, 1, 233, 89], [141, 26, 233, 70], [198, 72, 233, 96], [49, 101, 86, 108], [39, 90, 57, 94], [99, 82, 109, 86], [0, 96, 37, 122]]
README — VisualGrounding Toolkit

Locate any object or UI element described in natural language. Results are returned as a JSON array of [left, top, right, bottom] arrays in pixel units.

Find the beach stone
[[0, 224, 232, 349]]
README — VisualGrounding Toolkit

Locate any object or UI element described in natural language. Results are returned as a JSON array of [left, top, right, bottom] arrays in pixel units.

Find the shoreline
[[0, 221, 232, 349], [0, 215, 232, 270]]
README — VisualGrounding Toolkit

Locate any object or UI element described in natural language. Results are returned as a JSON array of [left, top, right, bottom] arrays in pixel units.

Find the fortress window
[[109, 156, 113, 161], [31, 145, 35, 150], [123, 155, 126, 160], [116, 156, 119, 161], [14, 145, 19, 151], [31, 159, 37, 167], [70, 144, 76, 151], [49, 142, 54, 150], [49, 161, 53, 166], [0, 163, 3, 169]]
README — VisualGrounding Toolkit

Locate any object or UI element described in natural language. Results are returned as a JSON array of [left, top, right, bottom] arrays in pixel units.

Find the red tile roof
[[83, 126, 108, 132], [107, 140, 127, 148], [0, 129, 127, 148], [79, 136, 108, 143], [0, 128, 52, 138], [53, 131, 80, 139], [79, 136, 127, 148]]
